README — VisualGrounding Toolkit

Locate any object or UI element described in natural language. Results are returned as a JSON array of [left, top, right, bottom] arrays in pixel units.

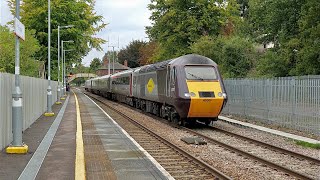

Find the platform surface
[[0, 90, 171, 180], [77, 91, 170, 180]]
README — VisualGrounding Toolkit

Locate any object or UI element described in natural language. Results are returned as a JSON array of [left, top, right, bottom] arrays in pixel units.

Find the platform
[[218, 116, 320, 144], [0, 89, 171, 180]]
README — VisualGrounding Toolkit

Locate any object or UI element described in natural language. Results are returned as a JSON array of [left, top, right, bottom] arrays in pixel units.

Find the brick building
[[96, 53, 129, 76]]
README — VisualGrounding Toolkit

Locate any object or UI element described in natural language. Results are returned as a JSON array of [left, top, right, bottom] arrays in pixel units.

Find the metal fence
[[0, 73, 58, 150], [222, 75, 320, 135]]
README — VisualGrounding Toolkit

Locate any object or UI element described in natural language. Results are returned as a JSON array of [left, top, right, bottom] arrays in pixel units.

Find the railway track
[[85, 92, 231, 180], [185, 126, 319, 180], [84, 91, 319, 180], [211, 125, 320, 164]]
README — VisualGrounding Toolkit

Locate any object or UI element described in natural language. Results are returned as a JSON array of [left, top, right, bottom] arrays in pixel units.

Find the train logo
[[147, 78, 155, 93]]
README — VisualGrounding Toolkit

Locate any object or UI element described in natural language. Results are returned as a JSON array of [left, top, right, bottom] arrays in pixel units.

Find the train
[[85, 54, 227, 126]]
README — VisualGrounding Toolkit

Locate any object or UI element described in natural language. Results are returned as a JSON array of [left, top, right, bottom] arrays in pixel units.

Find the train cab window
[[170, 67, 176, 86], [185, 66, 217, 80]]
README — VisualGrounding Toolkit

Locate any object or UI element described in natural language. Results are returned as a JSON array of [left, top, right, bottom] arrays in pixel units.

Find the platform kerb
[[6, 144, 28, 154], [44, 112, 55, 117], [55, 101, 62, 105]]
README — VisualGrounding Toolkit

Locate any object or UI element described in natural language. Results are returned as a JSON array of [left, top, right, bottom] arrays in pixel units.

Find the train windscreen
[[185, 66, 217, 80]]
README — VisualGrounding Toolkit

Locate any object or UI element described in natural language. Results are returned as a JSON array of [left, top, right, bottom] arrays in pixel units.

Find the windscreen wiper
[[187, 72, 204, 80]]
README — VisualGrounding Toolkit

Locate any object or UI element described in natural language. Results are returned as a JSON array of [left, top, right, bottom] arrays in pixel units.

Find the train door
[[166, 66, 170, 97], [166, 66, 176, 97]]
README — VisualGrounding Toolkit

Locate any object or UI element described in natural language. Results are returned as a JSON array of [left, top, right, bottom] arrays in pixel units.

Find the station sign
[[14, 17, 25, 41]]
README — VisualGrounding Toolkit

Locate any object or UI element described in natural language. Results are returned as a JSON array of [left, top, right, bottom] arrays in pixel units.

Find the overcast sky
[[0, 0, 152, 66]]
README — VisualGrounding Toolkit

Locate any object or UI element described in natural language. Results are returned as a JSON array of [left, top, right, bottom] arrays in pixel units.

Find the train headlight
[[184, 92, 196, 97], [222, 93, 227, 99], [218, 92, 227, 99]]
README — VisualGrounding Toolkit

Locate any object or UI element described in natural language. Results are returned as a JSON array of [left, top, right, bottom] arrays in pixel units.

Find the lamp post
[[45, 0, 54, 116], [56, 25, 73, 104], [108, 45, 116, 74], [61, 40, 73, 98], [63, 49, 74, 95]]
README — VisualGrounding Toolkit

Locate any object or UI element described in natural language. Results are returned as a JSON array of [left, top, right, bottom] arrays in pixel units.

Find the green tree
[[294, 0, 320, 75], [147, 0, 240, 61], [191, 35, 255, 78], [255, 50, 289, 77], [249, 0, 305, 46], [71, 63, 89, 74], [89, 57, 101, 73], [0, 25, 41, 77], [8, 0, 106, 80], [249, 0, 320, 76], [118, 40, 146, 68]]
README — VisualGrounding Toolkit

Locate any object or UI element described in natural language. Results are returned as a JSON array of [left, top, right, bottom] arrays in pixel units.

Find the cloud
[[0, 1, 13, 25], [82, 0, 152, 67], [0, 0, 152, 67]]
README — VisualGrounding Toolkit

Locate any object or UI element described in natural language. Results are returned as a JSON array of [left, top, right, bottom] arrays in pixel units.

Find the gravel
[[213, 120, 320, 160], [101, 99, 320, 179]]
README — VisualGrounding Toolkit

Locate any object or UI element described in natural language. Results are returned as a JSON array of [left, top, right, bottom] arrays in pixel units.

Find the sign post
[[6, 0, 28, 154]]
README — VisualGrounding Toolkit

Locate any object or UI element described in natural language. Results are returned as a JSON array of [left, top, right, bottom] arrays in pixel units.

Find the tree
[[191, 35, 255, 78], [294, 0, 320, 75], [255, 50, 289, 77], [248, 0, 320, 76], [139, 41, 158, 65], [249, 0, 305, 46], [0, 25, 41, 77], [118, 40, 146, 68], [146, 0, 240, 61], [8, 0, 106, 80], [89, 57, 101, 73], [71, 63, 89, 74]]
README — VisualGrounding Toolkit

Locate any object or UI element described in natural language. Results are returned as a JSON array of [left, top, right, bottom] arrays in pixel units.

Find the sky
[[0, 0, 152, 66]]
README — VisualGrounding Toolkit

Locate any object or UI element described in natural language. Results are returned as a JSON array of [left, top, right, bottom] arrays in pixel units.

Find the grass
[[295, 140, 320, 149]]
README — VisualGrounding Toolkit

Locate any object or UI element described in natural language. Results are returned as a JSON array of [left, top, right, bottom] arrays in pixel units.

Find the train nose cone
[[186, 81, 224, 118]]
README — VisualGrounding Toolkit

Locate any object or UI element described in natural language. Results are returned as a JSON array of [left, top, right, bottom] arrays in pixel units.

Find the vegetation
[[6, 0, 106, 79], [295, 140, 320, 149], [3, 0, 319, 78], [118, 40, 147, 68], [191, 35, 255, 78], [138, 0, 320, 78], [89, 58, 102, 73], [146, 0, 240, 61], [0, 25, 41, 77]]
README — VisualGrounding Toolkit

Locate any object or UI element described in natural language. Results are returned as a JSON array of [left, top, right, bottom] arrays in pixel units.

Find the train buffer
[[0, 88, 172, 180]]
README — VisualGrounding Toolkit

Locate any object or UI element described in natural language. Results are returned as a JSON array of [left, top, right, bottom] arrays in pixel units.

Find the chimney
[[124, 60, 128, 67], [103, 54, 109, 67]]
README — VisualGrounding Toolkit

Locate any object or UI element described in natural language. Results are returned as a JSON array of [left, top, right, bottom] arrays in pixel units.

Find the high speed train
[[85, 54, 227, 126]]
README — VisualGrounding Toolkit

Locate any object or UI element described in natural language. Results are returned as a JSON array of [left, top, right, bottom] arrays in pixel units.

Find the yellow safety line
[[73, 90, 86, 180]]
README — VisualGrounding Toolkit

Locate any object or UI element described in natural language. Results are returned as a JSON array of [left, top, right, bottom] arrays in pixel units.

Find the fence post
[[243, 80, 247, 117], [291, 78, 296, 126], [266, 79, 270, 120]]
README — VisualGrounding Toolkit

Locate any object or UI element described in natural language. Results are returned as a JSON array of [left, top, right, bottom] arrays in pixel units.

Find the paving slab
[[77, 91, 172, 180], [0, 95, 69, 180]]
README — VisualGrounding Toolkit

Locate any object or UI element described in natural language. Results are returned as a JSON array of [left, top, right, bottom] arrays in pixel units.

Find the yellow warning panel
[[147, 78, 155, 93], [6, 144, 28, 154]]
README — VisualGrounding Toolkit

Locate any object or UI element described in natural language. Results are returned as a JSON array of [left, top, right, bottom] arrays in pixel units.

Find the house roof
[[98, 62, 130, 70]]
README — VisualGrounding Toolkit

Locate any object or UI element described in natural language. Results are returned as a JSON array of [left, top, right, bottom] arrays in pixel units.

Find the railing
[[0, 73, 58, 150], [222, 75, 320, 135], [68, 73, 97, 82]]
